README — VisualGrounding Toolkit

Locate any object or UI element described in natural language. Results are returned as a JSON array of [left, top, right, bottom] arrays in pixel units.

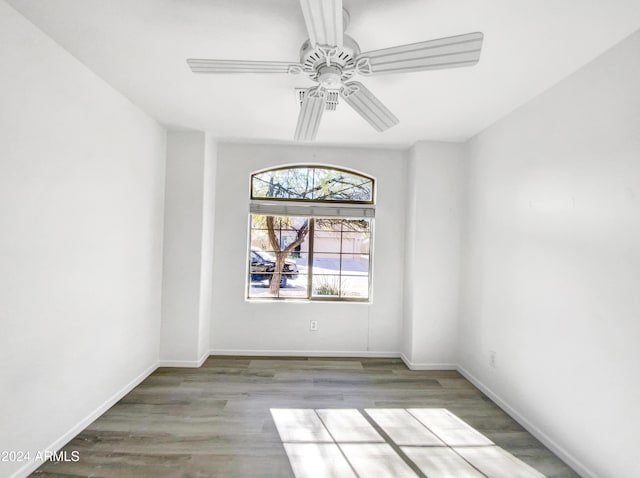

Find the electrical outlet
[[489, 350, 496, 368], [310, 320, 318, 331]]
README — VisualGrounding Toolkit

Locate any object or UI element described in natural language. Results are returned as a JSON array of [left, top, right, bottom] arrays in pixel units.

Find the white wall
[[403, 142, 465, 369], [198, 135, 217, 359], [459, 30, 640, 478], [211, 143, 407, 355], [0, 2, 166, 477], [402, 153, 417, 363], [160, 131, 216, 366]]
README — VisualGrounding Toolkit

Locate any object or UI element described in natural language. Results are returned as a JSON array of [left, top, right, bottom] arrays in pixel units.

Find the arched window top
[[251, 166, 374, 204]]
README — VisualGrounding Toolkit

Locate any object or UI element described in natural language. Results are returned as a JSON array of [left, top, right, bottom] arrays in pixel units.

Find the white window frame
[[247, 165, 376, 302]]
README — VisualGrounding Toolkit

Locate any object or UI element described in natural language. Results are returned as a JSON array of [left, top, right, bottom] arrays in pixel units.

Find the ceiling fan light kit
[[187, 0, 483, 141]]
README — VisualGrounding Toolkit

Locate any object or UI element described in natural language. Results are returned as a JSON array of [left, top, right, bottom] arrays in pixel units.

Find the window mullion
[[307, 217, 315, 299], [339, 221, 344, 298]]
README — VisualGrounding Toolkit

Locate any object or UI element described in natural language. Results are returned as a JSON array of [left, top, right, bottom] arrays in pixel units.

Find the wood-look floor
[[31, 357, 579, 477]]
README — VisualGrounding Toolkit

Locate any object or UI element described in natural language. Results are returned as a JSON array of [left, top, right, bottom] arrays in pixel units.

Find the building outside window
[[248, 165, 375, 301]]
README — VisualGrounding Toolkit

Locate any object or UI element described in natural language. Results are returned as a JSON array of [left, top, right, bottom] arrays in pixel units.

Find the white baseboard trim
[[457, 365, 594, 478], [400, 353, 457, 370], [158, 352, 209, 368], [209, 349, 402, 358], [9, 361, 158, 478]]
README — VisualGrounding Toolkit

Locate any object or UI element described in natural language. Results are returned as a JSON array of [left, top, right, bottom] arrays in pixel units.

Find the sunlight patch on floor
[[283, 443, 357, 478], [407, 408, 494, 447], [340, 443, 419, 477], [454, 445, 545, 478], [270, 407, 546, 478], [365, 409, 443, 446], [401, 446, 486, 478], [315, 409, 385, 443], [270, 408, 333, 443]]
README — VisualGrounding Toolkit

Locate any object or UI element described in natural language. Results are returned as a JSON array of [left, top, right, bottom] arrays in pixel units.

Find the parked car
[[250, 247, 299, 288]]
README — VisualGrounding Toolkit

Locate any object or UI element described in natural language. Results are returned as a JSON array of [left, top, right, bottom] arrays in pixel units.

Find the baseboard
[[399, 353, 457, 370], [9, 361, 159, 478], [457, 365, 594, 478], [158, 351, 209, 368], [209, 349, 402, 358]]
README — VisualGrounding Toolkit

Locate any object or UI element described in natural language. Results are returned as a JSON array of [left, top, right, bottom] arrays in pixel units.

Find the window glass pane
[[341, 231, 371, 255], [341, 254, 369, 276], [278, 274, 309, 298], [248, 263, 309, 299], [311, 255, 369, 299], [252, 167, 314, 200], [248, 272, 277, 299], [273, 216, 308, 231], [312, 275, 342, 297], [340, 275, 369, 298], [313, 227, 342, 253], [312, 253, 342, 274], [311, 168, 372, 202], [313, 220, 370, 268], [252, 167, 373, 203], [250, 230, 280, 253], [250, 214, 265, 229], [251, 215, 309, 251], [249, 215, 309, 299]]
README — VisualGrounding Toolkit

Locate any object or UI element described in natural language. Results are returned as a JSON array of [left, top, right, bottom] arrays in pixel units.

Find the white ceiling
[[7, 0, 640, 147]]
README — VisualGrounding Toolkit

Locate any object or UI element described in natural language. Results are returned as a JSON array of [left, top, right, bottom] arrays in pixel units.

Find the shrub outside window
[[248, 166, 374, 302]]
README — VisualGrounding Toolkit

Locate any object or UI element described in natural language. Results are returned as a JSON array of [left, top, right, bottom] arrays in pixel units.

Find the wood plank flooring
[[31, 357, 579, 477]]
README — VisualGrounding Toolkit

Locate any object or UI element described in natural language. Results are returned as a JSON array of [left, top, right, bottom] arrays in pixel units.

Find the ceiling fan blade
[[299, 0, 343, 48], [187, 59, 302, 74], [340, 82, 399, 132], [357, 32, 483, 75], [294, 88, 325, 141]]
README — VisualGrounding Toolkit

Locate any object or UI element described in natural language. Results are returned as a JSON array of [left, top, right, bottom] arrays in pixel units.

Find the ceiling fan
[[187, 0, 483, 141]]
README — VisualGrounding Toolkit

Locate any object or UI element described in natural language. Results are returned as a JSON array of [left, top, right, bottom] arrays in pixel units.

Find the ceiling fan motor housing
[[299, 34, 361, 84]]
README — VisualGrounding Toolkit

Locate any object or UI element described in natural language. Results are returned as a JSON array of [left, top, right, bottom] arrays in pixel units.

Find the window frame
[[247, 165, 376, 303]]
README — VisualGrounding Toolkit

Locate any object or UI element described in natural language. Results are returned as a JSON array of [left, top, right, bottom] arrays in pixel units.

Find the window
[[251, 166, 373, 203], [248, 166, 374, 302]]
